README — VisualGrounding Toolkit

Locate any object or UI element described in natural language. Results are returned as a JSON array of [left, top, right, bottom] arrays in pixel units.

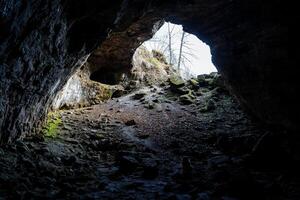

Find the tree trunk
[[177, 31, 185, 71], [167, 23, 172, 65]]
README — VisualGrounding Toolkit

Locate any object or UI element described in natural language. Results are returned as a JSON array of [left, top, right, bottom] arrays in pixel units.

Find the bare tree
[[167, 23, 173, 64], [177, 31, 185, 70], [143, 22, 198, 78]]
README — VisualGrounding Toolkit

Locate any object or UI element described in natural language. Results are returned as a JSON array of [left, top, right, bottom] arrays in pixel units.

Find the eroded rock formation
[[0, 0, 292, 143], [51, 66, 123, 110]]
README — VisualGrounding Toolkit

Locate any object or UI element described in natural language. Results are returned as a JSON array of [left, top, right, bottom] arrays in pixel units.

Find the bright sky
[[143, 22, 217, 78]]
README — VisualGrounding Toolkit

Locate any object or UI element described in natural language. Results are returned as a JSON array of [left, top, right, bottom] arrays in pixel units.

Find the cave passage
[[90, 69, 120, 85]]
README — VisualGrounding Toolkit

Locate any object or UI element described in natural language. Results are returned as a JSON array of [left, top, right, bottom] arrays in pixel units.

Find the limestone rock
[[132, 92, 147, 100], [179, 91, 196, 105], [169, 75, 185, 88], [189, 78, 200, 90]]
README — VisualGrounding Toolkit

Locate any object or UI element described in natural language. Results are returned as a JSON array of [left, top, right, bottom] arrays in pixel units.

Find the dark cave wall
[[0, 0, 293, 143], [87, 14, 163, 78], [0, 0, 123, 143], [166, 1, 293, 130]]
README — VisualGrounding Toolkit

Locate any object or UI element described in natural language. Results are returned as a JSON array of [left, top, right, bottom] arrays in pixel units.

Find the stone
[[112, 87, 125, 98], [179, 90, 196, 105], [132, 92, 147, 100], [156, 104, 163, 112], [189, 78, 200, 90], [144, 101, 155, 109], [175, 87, 190, 95], [179, 95, 194, 105], [200, 99, 216, 112], [169, 75, 185, 88], [125, 120, 136, 126], [197, 75, 209, 87], [63, 137, 79, 144], [63, 124, 72, 131], [209, 73, 224, 88]]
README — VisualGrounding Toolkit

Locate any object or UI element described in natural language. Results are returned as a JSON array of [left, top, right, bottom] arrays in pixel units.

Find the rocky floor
[[1, 84, 300, 199]]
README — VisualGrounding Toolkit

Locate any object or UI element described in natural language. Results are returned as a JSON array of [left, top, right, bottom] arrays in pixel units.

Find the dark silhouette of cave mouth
[[90, 69, 119, 85]]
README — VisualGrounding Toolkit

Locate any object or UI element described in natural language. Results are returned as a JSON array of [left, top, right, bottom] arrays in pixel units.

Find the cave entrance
[[141, 22, 217, 79], [0, 1, 294, 198], [90, 68, 119, 85]]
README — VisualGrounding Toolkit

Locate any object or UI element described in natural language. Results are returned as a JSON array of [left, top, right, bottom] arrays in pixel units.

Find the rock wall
[[170, 1, 293, 131], [130, 46, 174, 86], [0, 0, 293, 143], [51, 66, 123, 110], [51, 70, 84, 110], [51, 46, 171, 109], [87, 14, 163, 77], [0, 0, 123, 143]]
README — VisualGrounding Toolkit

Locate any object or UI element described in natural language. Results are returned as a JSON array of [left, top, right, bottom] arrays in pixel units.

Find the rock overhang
[[0, 0, 293, 143]]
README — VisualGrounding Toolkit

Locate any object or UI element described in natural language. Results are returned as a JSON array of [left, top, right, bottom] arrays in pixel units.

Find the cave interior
[[0, 0, 298, 199]]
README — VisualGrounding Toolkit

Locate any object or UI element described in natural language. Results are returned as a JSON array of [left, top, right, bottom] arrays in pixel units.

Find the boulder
[[200, 99, 216, 112], [179, 90, 196, 105], [132, 92, 147, 100], [169, 75, 185, 88], [189, 78, 200, 90]]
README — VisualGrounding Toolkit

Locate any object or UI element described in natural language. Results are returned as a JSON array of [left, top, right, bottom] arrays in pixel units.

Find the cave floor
[[1, 85, 299, 199]]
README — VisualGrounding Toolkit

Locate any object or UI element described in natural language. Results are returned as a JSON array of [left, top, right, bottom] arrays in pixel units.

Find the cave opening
[[141, 22, 218, 79], [0, 1, 296, 199], [90, 68, 119, 85], [42, 18, 278, 199]]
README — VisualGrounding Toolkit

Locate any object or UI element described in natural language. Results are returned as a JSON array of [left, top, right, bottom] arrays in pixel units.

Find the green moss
[[89, 83, 115, 104], [147, 57, 162, 68], [100, 83, 114, 100], [169, 75, 185, 88], [152, 50, 168, 64], [189, 78, 199, 87], [43, 112, 62, 138]]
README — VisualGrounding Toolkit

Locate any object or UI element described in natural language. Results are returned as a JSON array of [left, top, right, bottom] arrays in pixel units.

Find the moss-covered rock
[[144, 101, 156, 109], [200, 99, 216, 112], [208, 73, 224, 89], [52, 67, 124, 110], [179, 95, 194, 105], [132, 91, 147, 100], [179, 90, 196, 105], [147, 57, 162, 68], [129, 46, 174, 89], [175, 87, 191, 95], [42, 112, 62, 138], [152, 50, 168, 64], [197, 75, 209, 87], [189, 78, 200, 90], [169, 75, 185, 88]]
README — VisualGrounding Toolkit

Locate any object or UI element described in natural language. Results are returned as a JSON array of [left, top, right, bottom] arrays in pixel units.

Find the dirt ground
[[1, 84, 299, 199]]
